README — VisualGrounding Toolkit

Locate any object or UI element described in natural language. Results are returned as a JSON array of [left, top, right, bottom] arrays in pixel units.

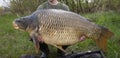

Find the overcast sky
[[0, 0, 10, 7]]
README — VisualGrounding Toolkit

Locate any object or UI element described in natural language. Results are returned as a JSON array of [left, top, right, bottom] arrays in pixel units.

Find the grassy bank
[[83, 11, 120, 58], [0, 11, 120, 58]]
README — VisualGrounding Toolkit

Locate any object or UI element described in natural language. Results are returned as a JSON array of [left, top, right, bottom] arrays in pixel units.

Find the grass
[[0, 11, 120, 58], [0, 14, 35, 58], [83, 11, 120, 58]]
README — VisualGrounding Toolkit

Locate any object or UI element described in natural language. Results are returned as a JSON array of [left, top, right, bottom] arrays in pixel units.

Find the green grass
[[0, 11, 120, 58], [0, 14, 35, 58], [83, 11, 120, 58]]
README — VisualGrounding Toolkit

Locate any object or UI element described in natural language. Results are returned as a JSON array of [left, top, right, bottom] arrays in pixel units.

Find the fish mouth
[[13, 21, 19, 29]]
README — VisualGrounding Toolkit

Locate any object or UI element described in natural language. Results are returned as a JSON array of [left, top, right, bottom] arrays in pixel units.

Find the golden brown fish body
[[37, 10, 101, 46], [13, 9, 113, 52]]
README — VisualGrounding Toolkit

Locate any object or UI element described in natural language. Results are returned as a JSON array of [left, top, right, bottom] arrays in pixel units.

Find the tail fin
[[94, 27, 114, 52]]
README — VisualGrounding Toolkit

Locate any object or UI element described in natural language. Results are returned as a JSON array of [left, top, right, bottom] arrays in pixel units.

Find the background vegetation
[[0, 7, 4, 16], [0, 0, 120, 58], [9, 0, 120, 15]]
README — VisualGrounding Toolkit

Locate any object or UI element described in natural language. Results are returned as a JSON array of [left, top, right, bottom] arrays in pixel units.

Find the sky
[[0, 0, 10, 7]]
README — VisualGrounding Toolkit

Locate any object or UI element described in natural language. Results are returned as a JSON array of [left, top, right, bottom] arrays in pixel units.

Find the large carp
[[13, 9, 113, 53]]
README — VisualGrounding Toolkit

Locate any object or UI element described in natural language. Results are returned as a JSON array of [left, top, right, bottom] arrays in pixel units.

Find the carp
[[13, 9, 113, 53]]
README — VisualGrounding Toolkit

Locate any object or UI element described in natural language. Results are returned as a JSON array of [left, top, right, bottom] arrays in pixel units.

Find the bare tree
[[9, 0, 120, 15]]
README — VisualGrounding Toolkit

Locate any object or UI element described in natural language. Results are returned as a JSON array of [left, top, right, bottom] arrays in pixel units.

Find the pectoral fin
[[32, 37, 40, 53]]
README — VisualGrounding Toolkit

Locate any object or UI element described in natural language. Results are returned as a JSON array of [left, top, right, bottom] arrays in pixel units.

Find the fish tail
[[94, 26, 114, 52], [100, 26, 114, 40]]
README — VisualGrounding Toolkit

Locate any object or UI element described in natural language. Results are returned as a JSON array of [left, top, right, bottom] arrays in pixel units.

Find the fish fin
[[32, 37, 40, 54], [54, 45, 66, 53], [94, 38, 107, 52], [94, 27, 114, 52]]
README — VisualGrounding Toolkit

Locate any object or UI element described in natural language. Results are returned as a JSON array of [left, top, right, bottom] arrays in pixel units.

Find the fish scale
[[13, 9, 113, 52], [38, 10, 99, 46]]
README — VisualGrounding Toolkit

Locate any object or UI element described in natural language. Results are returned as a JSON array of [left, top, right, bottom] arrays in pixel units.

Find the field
[[0, 11, 120, 58]]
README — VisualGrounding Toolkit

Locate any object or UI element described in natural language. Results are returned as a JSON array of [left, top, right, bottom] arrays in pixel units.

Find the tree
[[0, 7, 3, 15], [9, 0, 45, 16], [9, 0, 120, 15]]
